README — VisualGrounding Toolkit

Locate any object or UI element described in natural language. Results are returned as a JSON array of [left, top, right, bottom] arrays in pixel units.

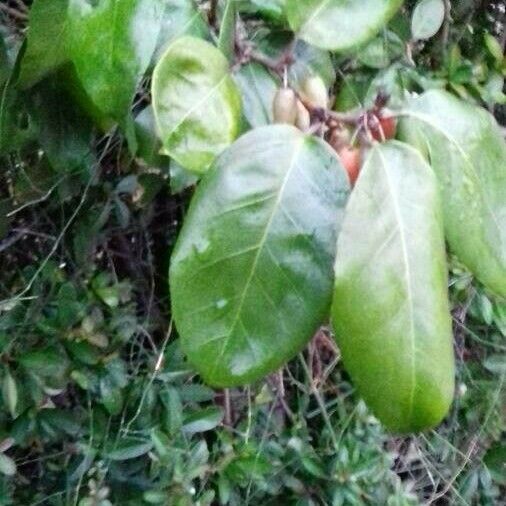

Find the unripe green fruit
[[301, 75, 329, 109], [295, 100, 311, 131], [272, 88, 298, 124]]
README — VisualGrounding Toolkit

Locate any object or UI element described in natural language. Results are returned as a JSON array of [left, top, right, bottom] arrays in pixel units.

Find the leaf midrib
[[372, 146, 417, 424]]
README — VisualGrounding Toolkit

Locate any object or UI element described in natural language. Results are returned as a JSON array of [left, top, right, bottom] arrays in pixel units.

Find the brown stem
[[248, 50, 285, 74], [0, 3, 28, 21], [208, 0, 218, 27], [441, 0, 452, 51]]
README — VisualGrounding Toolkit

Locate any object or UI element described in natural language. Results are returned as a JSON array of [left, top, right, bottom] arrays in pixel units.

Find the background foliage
[[0, 0, 505, 504]]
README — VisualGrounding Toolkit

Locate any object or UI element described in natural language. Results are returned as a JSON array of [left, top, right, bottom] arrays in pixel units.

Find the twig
[[441, 0, 452, 51], [298, 353, 339, 451], [0, 3, 28, 21], [209, 0, 218, 27], [248, 50, 286, 74], [237, 36, 297, 76], [223, 389, 232, 425], [12, 0, 28, 13], [0, 229, 24, 252], [121, 320, 173, 436]]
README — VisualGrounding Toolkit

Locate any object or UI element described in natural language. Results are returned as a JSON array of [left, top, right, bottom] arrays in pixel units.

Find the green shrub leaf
[[170, 125, 349, 386], [2, 371, 18, 419], [233, 63, 278, 128], [0, 454, 16, 477], [152, 36, 242, 174], [411, 0, 445, 41], [331, 141, 455, 433]]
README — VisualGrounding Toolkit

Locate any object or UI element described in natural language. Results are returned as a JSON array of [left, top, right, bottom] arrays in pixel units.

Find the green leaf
[[19, 347, 69, 379], [288, 39, 335, 91], [68, 0, 163, 125], [170, 162, 199, 194], [0, 454, 16, 477], [100, 381, 124, 416], [161, 387, 183, 435], [411, 0, 445, 41], [2, 371, 18, 418], [152, 36, 242, 174], [483, 355, 506, 375], [65, 340, 101, 366], [170, 125, 349, 386], [399, 90, 506, 298], [178, 384, 215, 402], [484, 33, 504, 64], [218, 0, 237, 63], [233, 63, 277, 128], [152, 0, 209, 65], [357, 31, 404, 69], [182, 407, 223, 434], [134, 106, 170, 168], [27, 79, 94, 174], [484, 443, 506, 486], [286, 0, 403, 52], [0, 45, 36, 155], [106, 440, 153, 461], [331, 141, 455, 433], [238, 0, 287, 24], [19, 0, 70, 88], [38, 410, 82, 436], [0, 36, 10, 88]]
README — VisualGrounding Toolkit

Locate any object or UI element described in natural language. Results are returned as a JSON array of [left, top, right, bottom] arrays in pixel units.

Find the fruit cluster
[[272, 76, 397, 186]]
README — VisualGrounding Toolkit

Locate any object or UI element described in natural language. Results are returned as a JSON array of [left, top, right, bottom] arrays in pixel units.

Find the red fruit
[[338, 146, 361, 186], [370, 115, 397, 141]]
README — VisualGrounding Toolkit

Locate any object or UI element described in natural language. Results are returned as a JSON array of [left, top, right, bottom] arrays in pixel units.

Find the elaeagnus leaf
[[68, 0, 163, 125], [399, 89, 506, 298], [286, 0, 404, 52], [170, 125, 350, 386], [233, 63, 278, 128], [332, 141, 455, 433], [152, 36, 242, 174]]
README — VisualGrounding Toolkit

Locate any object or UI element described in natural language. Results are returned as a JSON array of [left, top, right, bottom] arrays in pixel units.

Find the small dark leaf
[[106, 440, 153, 461], [182, 407, 223, 434], [19, 0, 70, 88], [0, 454, 16, 477]]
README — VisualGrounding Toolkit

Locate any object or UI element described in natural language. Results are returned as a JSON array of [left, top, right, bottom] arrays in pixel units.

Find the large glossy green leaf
[[286, 0, 404, 52], [331, 141, 454, 433], [68, 0, 163, 125], [152, 36, 242, 174], [399, 90, 506, 298], [170, 125, 350, 386], [19, 0, 70, 88]]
